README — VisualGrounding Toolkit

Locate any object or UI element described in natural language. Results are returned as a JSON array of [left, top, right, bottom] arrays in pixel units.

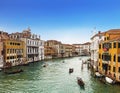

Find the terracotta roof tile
[[106, 29, 120, 34]]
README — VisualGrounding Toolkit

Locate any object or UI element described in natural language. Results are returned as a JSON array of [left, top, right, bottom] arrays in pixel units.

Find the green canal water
[[0, 57, 120, 93]]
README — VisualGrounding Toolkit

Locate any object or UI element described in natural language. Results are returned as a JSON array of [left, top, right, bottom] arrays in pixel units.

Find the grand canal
[[0, 57, 119, 93]]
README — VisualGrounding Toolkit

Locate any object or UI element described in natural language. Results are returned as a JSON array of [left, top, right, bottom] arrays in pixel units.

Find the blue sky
[[0, 0, 120, 44]]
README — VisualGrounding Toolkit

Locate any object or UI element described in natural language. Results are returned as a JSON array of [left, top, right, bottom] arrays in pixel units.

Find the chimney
[[98, 31, 101, 34]]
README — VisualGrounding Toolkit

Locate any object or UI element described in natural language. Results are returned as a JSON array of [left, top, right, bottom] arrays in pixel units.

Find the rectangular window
[[118, 43, 120, 48], [109, 66, 111, 70], [104, 37, 106, 41], [7, 57, 9, 59], [113, 67, 116, 72], [10, 42, 12, 45], [119, 67, 120, 73], [107, 37, 109, 40], [109, 43, 112, 48], [118, 56, 120, 62], [109, 55, 111, 61], [7, 49, 9, 53], [114, 55, 116, 62], [1, 50, 4, 55], [99, 54, 101, 59], [10, 49, 12, 53], [13, 49, 14, 53], [99, 44, 101, 49], [102, 55, 103, 59], [114, 42, 116, 48], [102, 55, 111, 61], [102, 44, 104, 48]]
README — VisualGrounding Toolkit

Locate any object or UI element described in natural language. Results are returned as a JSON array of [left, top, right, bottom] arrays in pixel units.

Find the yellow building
[[98, 29, 120, 82], [44, 40, 62, 59], [0, 31, 10, 68], [64, 44, 73, 57], [3, 39, 25, 67], [44, 46, 56, 59]]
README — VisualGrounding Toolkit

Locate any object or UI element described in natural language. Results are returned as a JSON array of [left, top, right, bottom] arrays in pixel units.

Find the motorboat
[[105, 77, 115, 84], [95, 72, 103, 78]]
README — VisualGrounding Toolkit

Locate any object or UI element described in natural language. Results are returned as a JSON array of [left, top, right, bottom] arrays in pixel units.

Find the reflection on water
[[0, 57, 119, 93]]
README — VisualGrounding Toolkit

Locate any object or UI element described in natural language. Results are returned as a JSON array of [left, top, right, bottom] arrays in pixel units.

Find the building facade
[[90, 31, 104, 70], [82, 42, 91, 56], [3, 39, 25, 67], [9, 28, 44, 63], [72, 44, 81, 56], [44, 40, 62, 59], [98, 29, 120, 82], [0, 31, 9, 68], [64, 44, 73, 57]]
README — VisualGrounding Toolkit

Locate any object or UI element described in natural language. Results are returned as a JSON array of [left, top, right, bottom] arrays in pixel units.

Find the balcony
[[102, 60, 109, 64], [103, 48, 109, 52]]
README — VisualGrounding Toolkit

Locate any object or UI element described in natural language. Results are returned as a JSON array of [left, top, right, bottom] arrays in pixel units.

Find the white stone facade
[[9, 28, 45, 63], [26, 38, 39, 62], [90, 32, 104, 70], [25, 36, 44, 62], [39, 40, 44, 60]]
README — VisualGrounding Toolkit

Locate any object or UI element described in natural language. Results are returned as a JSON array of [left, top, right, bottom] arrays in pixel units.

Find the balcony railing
[[102, 60, 110, 64]]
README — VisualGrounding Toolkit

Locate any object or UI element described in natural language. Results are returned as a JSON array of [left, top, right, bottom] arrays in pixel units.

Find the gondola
[[77, 77, 85, 86], [69, 68, 74, 73], [5, 69, 23, 74]]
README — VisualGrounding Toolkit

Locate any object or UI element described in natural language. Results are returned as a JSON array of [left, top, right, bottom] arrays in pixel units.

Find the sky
[[0, 0, 120, 44]]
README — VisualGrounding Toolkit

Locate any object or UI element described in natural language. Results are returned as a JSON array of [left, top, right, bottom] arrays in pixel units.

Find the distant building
[[44, 40, 62, 59], [3, 39, 25, 67], [81, 42, 91, 56], [9, 28, 44, 63], [73, 42, 91, 56], [0, 31, 9, 68], [72, 44, 81, 56], [64, 44, 73, 57], [59, 44, 66, 58]]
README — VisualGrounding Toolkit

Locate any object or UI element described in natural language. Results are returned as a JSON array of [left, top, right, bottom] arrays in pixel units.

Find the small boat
[[69, 68, 74, 73], [22, 62, 29, 66], [77, 77, 85, 86], [95, 72, 103, 78], [43, 64, 47, 67], [105, 77, 115, 84], [87, 58, 91, 61], [42, 63, 48, 67], [82, 60, 87, 64], [5, 69, 23, 74]]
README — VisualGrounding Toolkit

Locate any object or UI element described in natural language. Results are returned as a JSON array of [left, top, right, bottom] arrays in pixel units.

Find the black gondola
[[5, 69, 23, 74], [69, 68, 74, 73], [77, 77, 85, 86]]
